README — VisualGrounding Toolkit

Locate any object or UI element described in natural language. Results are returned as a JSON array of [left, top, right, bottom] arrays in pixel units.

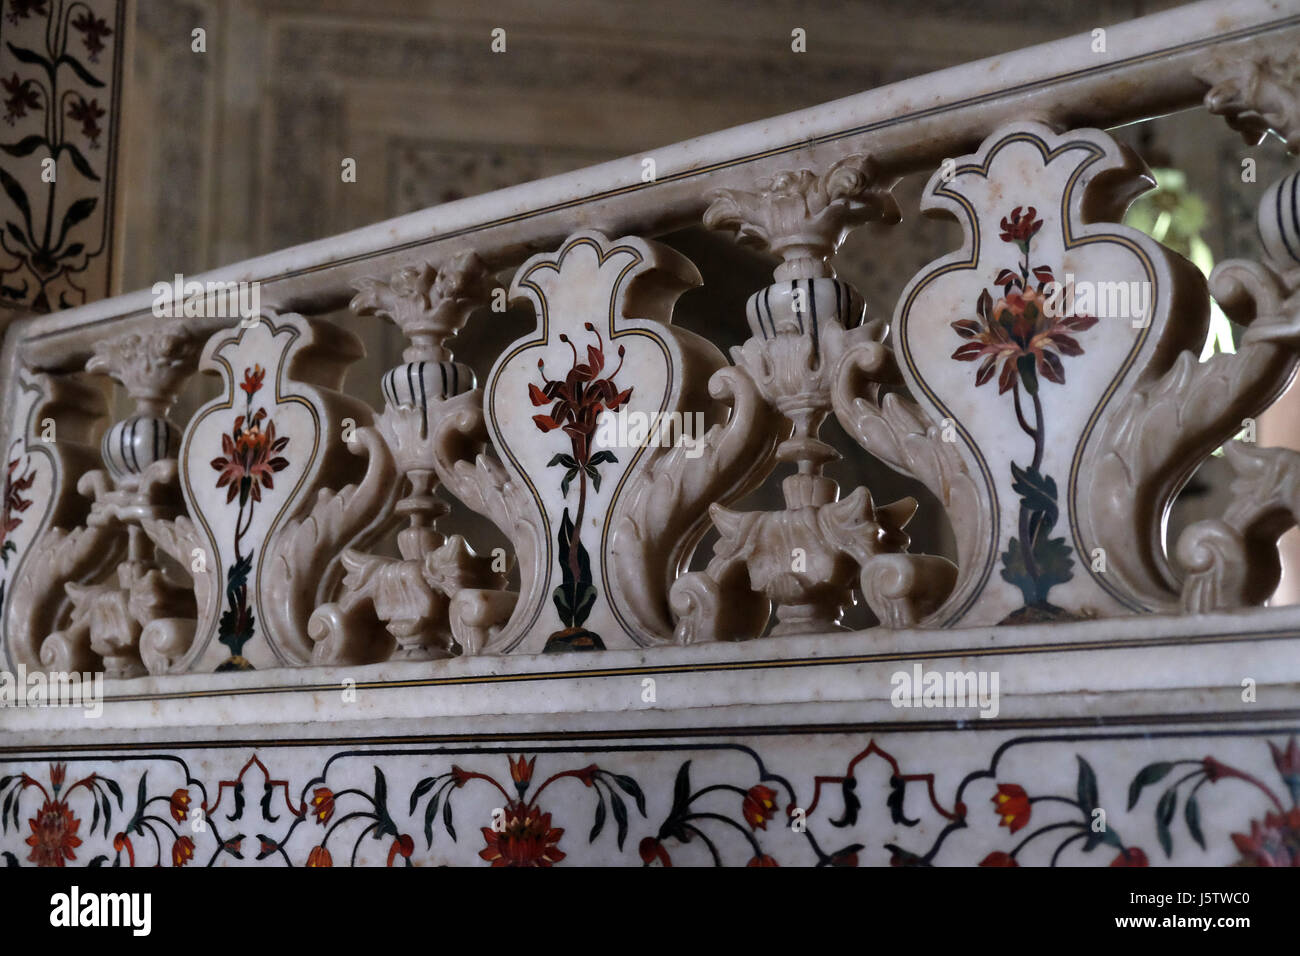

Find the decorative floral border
[[1, 726, 1294, 866]]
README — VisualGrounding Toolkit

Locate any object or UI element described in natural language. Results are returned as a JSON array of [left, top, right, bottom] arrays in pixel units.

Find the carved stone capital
[[1198, 42, 1300, 153], [350, 251, 501, 363], [704, 154, 899, 280], [86, 321, 200, 415]]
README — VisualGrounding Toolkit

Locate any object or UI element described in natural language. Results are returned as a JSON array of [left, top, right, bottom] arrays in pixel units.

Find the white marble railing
[[2, 0, 1300, 679]]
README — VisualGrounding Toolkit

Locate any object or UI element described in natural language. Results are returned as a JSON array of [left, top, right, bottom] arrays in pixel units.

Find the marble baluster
[[673, 155, 955, 640], [42, 324, 201, 677], [310, 252, 508, 663]]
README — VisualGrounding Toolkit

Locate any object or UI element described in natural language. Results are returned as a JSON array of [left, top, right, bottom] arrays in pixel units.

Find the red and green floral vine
[[951, 206, 1097, 623], [1127, 735, 1300, 865], [295, 767, 412, 867], [208, 364, 289, 671], [411, 753, 646, 867], [529, 323, 631, 652], [976, 756, 1149, 867]]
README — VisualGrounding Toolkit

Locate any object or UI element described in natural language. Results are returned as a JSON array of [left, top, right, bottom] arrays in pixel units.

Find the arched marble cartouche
[[177, 312, 369, 671], [485, 230, 722, 654], [894, 121, 1208, 627]]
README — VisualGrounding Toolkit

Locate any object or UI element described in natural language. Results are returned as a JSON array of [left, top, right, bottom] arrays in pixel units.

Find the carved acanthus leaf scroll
[[609, 364, 785, 643], [1176, 440, 1300, 612], [2, 370, 107, 671], [264, 426, 402, 663], [831, 337, 987, 625], [1091, 242, 1300, 609]]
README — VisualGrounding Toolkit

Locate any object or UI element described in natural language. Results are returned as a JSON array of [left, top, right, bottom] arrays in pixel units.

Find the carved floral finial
[[350, 250, 500, 362], [86, 322, 200, 414], [1199, 46, 1300, 154], [704, 154, 899, 280]]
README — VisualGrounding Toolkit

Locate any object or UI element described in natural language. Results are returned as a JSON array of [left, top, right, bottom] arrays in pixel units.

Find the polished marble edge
[[1, 689, 1297, 754], [2, 604, 1297, 737]]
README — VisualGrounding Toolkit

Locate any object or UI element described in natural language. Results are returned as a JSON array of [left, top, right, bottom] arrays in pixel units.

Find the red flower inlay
[[1231, 807, 1300, 867], [530, 324, 631, 474], [387, 833, 414, 867], [210, 407, 290, 504], [171, 835, 195, 867], [1110, 847, 1149, 867], [310, 787, 335, 825], [952, 287, 1097, 394], [742, 784, 779, 831], [509, 755, 536, 788], [240, 364, 265, 397], [639, 836, 672, 867], [112, 831, 135, 867], [306, 845, 332, 867], [169, 788, 190, 823], [992, 783, 1032, 834], [1000, 205, 1043, 244], [25, 798, 81, 866], [478, 805, 565, 867]]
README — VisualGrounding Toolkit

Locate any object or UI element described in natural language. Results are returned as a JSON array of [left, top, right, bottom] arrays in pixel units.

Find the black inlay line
[[808, 278, 820, 369], [791, 279, 804, 334], [1289, 172, 1300, 263], [405, 362, 416, 410], [81, 624, 1300, 703], [3, 711, 1299, 756], [760, 286, 772, 339], [1277, 174, 1299, 263], [418, 361, 429, 438]]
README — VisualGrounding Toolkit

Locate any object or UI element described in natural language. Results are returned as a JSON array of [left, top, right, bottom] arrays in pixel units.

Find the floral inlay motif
[[528, 324, 630, 652], [207, 364, 290, 670], [951, 206, 1098, 623]]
